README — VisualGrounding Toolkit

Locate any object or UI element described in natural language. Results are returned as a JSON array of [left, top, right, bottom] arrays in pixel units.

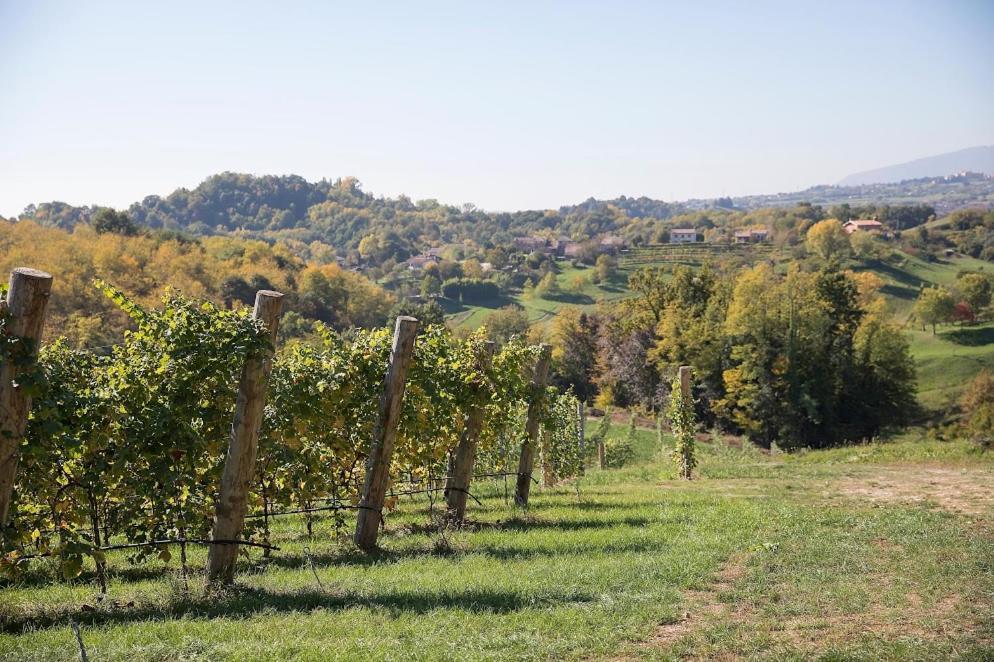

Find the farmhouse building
[[734, 228, 769, 244], [843, 219, 885, 235], [670, 228, 699, 244]]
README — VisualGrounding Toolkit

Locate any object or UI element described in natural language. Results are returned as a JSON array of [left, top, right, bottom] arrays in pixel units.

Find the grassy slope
[[855, 252, 994, 408], [2, 429, 992, 660]]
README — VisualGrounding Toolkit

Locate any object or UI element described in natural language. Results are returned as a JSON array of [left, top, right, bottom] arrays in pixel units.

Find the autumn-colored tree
[[805, 219, 851, 261]]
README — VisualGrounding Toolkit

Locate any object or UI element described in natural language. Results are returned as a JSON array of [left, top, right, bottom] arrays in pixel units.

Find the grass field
[[2, 427, 992, 660]]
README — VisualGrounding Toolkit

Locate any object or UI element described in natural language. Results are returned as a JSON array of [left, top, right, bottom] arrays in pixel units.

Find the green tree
[[482, 305, 529, 346], [849, 231, 881, 260], [91, 208, 137, 235], [914, 286, 955, 334], [594, 254, 617, 283]]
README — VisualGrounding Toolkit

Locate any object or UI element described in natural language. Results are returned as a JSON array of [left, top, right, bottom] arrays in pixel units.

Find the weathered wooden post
[[0, 268, 53, 526], [597, 436, 606, 470], [679, 365, 692, 403], [445, 341, 495, 523], [514, 344, 551, 507], [207, 290, 283, 584], [355, 316, 419, 550]]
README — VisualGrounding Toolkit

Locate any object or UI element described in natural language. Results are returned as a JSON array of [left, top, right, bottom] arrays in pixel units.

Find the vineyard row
[[0, 267, 587, 587]]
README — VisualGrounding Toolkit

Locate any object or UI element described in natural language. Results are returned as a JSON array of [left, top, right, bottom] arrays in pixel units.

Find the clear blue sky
[[1, 0, 992, 216]]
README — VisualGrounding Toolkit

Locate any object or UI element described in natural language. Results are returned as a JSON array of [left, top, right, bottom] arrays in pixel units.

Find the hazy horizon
[[2, 0, 992, 217]]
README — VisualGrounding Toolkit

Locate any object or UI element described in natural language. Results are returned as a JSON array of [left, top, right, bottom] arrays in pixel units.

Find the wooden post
[[679, 365, 692, 402], [514, 344, 551, 507], [207, 290, 283, 584], [597, 437, 606, 470], [0, 268, 53, 526], [355, 316, 419, 550], [445, 341, 495, 523]]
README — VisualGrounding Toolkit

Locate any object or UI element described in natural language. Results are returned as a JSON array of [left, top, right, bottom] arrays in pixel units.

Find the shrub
[[603, 436, 635, 468]]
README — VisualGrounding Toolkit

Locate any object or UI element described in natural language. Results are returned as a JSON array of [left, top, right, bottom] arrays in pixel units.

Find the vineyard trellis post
[[445, 340, 495, 524], [0, 268, 53, 526], [598, 436, 606, 470], [514, 344, 551, 507], [207, 289, 284, 584], [355, 316, 419, 551], [679, 365, 692, 405]]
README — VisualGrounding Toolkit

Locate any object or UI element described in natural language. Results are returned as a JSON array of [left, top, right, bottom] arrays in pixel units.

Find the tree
[[594, 254, 617, 283], [389, 299, 445, 326], [960, 371, 994, 448], [91, 208, 138, 235], [482, 305, 529, 346], [550, 307, 599, 401], [956, 273, 992, 314], [850, 231, 881, 260], [420, 274, 442, 298], [535, 271, 560, 299], [805, 219, 851, 262], [220, 276, 255, 308], [914, 286, 955, 334]]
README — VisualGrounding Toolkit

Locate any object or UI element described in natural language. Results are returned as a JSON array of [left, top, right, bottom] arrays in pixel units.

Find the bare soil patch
[[833, 465, 994, 516]]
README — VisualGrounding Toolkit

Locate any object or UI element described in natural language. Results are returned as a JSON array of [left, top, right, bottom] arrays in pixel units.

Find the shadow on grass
[[940, 326, 994, 347], [880, 283, 917, 301], [1, 584, 596, 634], [0, 561, 182, 591], [866, 259, 925, 288], [541, 292, 595, 305]]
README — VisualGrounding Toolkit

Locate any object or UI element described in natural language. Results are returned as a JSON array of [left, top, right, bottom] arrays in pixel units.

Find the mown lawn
[[4, 431, 991, 661]]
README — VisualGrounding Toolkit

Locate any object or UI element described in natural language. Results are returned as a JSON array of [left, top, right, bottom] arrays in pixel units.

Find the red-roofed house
[[843, 219, 885, 235]]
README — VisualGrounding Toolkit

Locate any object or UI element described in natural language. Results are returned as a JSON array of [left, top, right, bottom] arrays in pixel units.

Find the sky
[[1, 0, 992, 216]]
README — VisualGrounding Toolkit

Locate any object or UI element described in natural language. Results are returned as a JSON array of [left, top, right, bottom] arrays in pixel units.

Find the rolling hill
[[839, 145, 994, 185]]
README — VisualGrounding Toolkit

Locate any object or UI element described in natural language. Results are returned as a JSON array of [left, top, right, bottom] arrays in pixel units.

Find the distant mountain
[[839, 146, 994, 186]]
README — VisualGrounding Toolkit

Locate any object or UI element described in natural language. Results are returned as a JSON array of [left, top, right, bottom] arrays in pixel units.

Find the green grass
[[445, 263, 634, 330], [3, 431, 991, 660], [852, 252, 994, 408]]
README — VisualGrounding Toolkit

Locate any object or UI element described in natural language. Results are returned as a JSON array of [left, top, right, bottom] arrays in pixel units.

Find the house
[[670, 228, 699, 244], [562, 242, 583, 258], [599, 235, 626, 251], [734, 228, 769, 244], [513, 236, 553, 253], [405, 254, 441, 271], [843, 219, 885, 235]]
